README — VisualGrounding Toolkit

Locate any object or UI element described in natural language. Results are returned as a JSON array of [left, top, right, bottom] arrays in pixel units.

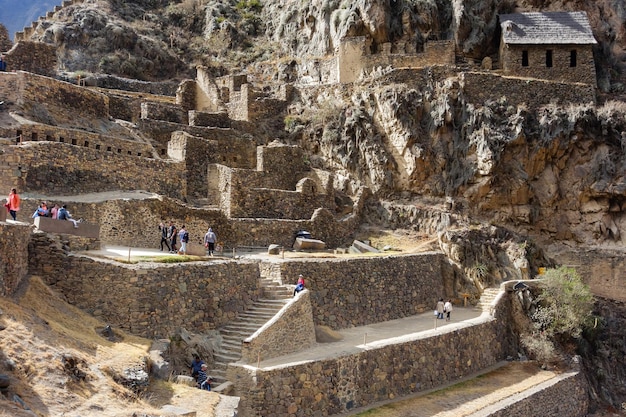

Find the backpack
[[183, 231, 189, 243]]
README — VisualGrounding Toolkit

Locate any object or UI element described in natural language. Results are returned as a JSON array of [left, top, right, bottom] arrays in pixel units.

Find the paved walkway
[[258, 306, 487, 368]]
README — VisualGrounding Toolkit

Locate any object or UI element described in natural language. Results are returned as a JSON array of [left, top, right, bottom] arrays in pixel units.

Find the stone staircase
[[475, 287, 501, 314], [209, 267, 292, 388]]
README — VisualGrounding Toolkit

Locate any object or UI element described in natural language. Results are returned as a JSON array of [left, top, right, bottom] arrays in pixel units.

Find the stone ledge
[[34, 216, 100, 239]]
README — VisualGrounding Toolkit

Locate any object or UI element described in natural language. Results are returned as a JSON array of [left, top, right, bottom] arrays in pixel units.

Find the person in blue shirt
[[0, 55, 6, 72], [197, 364, 212, 391], [189, 355, 204, 380]]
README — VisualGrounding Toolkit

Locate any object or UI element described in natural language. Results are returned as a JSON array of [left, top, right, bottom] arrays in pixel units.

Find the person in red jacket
[[6, 188, 20, 221]]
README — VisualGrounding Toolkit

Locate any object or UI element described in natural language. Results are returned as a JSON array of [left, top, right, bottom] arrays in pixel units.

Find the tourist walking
[[158, 222, 171, 252], [204, 227, 217, 256], [444, 299, 453, 321], [6, 188, 20, 221], [178, 225, 189, 255], [436, 298, 445, 319], [168, 222, 177, 253]]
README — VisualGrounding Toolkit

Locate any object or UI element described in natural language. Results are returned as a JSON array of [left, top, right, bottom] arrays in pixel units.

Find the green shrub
[[522, 266, 594, 362]]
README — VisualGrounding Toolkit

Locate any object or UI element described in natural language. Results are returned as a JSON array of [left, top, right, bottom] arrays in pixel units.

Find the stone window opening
[[107, 146, 112, 152], [71, 139, 77, 145], [46, 135, 53, 141], [160, 149, 166, 155], [16, 129, 22, 140], [233, 156, 238, 163], [521, 50, 529, 67], [31, 132, 38, 141], [137, 152, 142, 157], [570, 50, 577, 67], [117, 148, 122, 154], [127, 150, 132, 155], [59, 137, 65, 143], [95, 144, 101, 150], [546, 50, 553, 68], [84, 141, 89, 147]]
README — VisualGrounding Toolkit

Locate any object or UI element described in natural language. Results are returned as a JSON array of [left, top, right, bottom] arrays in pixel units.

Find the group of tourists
[[158, 222, 217, 256], [5, 189, 82, 227], [189, 355, 212, 391]]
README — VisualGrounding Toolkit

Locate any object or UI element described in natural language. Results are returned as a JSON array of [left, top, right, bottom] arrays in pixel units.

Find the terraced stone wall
[[279, 253, 448, 330], [462, 72, 596, 109], [234, 296, 516, 417], [20, 71, 109, 118], [0, 222, 31, 296], [486, 370, 588, 417], [28, 232, 262, 338], [0, 142, 184, 198], [4, 42, 57, 76]]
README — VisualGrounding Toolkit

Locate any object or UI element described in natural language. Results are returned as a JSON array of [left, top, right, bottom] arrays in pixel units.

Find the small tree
[[521, 266, 594, 362]]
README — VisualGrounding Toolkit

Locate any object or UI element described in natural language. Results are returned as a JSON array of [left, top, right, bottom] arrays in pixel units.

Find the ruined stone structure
[[299, 37, 456, 84], [499, 12, 597, 87]]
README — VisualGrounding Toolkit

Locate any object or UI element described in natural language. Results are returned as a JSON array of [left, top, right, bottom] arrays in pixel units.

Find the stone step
[[214, 351, 241, 363]]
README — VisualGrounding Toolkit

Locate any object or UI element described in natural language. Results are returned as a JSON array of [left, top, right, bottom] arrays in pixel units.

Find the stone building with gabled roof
[[499, 11, 597, 86]]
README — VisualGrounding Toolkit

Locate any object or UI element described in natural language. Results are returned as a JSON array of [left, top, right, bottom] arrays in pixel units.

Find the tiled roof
[[499, 11, 597, 45]]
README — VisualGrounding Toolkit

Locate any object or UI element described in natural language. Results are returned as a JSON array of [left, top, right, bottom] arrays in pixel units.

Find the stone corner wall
[[6, 41, 57, 77], [241, 290, 316, 363], [0, 222, 31, 296]]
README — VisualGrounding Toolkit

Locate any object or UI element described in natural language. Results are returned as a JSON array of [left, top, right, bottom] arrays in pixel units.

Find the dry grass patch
[[0, 277, 217, 417]]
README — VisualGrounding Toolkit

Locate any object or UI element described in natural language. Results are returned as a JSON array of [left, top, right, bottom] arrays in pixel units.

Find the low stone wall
[[188, 111, 230, 128], [241, 290, 316, 363], [0, 222, 31, 296], [231, 188, 328, 219], [279, 253, 448, 330], [141, 102, 188, 125], [28, 233, 263, 338], [462, 72, 596, 109], [484, 370, 588, 417], [89, 75, 178, 96], [234, 296, 515, 417]]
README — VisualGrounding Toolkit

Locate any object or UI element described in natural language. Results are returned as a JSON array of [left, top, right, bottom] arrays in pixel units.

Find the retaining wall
[[0, 142, 184, 199], [233, 295, 515, 417], [483, 370, 588, 417], [28, 232, 263, 338], [0, 222, 31, 296], [462, 72, 596, 109], [241, 290, 316, 363], [278, 253, 448, 330]]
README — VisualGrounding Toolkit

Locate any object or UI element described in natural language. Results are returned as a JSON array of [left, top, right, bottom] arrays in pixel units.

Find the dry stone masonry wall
[[0, 223, 31, 296], [234, 296, 516, 417], [279, 253, 447, 330]]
